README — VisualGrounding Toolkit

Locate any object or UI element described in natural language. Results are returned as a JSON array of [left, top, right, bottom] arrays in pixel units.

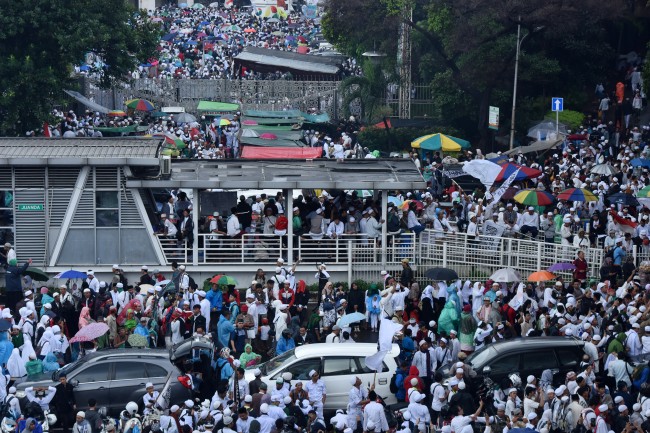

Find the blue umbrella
[[608, 192, 640, 207], [186, 40, 198, 46], [162, 32, 178, 41], [79, 65, 90, 71], [336, 312, 366, 328], [388, 196, 403, 207], [631, 158, 650, 168], [54, 270, 88, 279]]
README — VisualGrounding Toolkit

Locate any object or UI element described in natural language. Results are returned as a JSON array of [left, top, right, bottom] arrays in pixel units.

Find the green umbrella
[[128, 334, 148, 348], [216, 275, 238, 286], [24, 267, 49, 282]]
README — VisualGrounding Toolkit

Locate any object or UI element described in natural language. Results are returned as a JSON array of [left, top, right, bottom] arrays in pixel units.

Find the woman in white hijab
[[6, 348, 26, 379], [37, 329, 54, 358], [20, 338, 36, 366]]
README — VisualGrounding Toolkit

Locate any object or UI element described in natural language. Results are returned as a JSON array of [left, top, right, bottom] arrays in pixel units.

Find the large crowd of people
[[76, 4, 361, 81]]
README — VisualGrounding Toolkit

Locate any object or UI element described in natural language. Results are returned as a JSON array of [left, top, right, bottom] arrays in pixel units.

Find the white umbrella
[[489, 268, 521, 283], [174, 112, 196, 124], [590, 164, 619, 176]]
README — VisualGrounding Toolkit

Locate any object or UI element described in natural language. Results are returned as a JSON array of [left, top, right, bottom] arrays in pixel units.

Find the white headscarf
[[6, 348, 26, 378], [20, 339, 36, 366]]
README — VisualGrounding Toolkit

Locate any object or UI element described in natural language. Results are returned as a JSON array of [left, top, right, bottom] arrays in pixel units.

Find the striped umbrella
[[107, 110, 127, 117], [557, 188, 597, 202], [513, 189, 555, 206], [495, 163, 542, 182], [411, 133, 470, 152], [125, 98, 155, 112]]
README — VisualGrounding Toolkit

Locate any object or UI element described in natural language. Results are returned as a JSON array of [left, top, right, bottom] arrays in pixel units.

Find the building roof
[[234, 47, 341, 75], [0, 138, 161, 166], [126, 159, 427, 190]]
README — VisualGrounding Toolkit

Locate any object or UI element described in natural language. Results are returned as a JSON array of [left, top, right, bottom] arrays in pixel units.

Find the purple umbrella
[[70, 322, 109, 343], [547, 262, 576, 272]]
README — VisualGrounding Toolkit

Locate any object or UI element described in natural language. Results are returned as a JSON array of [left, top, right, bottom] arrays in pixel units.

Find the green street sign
[[18, 204, 43, 211]]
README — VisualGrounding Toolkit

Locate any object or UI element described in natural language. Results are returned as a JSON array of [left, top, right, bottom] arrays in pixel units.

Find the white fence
[[154, 229, 607, 284]]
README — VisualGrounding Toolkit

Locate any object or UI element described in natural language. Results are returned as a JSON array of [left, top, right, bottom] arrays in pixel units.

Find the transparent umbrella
[[527, 120, 568, 140]]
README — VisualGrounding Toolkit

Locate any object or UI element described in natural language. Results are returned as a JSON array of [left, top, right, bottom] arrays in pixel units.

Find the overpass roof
[[126, 159, 427, 190], [0, 138, 161, 166]]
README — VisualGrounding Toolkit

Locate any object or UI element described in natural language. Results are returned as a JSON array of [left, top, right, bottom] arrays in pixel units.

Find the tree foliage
[[322, 0, 626, 146], [0, 0, 160, 135]]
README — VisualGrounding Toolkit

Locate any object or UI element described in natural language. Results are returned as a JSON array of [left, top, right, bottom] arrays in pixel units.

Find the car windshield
[[52, 356, 87, 381], [465, 345, 497, 369], [258, 350, 297, 375]]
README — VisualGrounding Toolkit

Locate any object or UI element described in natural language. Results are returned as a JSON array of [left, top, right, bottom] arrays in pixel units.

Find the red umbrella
[[259, 133, 277, 140], [297, 35, 307, 43], [70, 322, 109, 343], [495, 163, 542, 182], [210, 274, 226, 284], [296, 45, 309, 54]]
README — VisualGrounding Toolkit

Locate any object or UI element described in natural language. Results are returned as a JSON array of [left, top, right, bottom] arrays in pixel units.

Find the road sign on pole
[[552, 97, 563, 134], [551, 97, 563, 112]]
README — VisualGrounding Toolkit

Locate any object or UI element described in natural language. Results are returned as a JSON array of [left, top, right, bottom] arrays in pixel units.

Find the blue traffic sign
[[552, 97, 564, 112]]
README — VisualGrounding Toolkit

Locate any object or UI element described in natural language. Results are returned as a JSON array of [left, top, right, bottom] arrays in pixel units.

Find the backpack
[[0, 395, 16, 419], [188, 275, 197, 291], [389, 372, 398, 393]]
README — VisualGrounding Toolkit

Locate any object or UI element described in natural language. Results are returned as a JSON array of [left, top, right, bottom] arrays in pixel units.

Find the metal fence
[[80, 78, 437, 120], [416, 229, 605, 285]]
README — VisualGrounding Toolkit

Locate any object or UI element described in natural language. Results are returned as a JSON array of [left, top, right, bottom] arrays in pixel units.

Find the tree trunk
[[477, 90, 491, 149]]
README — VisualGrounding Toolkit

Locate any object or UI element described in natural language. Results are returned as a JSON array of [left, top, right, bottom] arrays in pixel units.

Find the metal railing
[[154, 228, 608, 285], [154, 232, 417, 267], [417, 229, 604, 283]]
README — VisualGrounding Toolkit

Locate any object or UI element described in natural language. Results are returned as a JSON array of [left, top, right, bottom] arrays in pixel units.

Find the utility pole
[[398, 7, 412, 120]]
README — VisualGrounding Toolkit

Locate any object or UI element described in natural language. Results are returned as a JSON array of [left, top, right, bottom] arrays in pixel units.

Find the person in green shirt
[[292, 207, 303, 235], [25, 354, 43, 376]]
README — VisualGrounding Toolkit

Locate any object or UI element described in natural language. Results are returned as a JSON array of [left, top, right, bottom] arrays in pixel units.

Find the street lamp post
[[509, 21, 544, 151], [509, 21, 523, 151]]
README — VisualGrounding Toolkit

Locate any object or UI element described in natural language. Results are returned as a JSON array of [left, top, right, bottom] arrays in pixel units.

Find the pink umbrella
[[196, 32, 207, 38], [69, 322, 109, 343], [296, 45, 309, 54], [259, 133, 277, 140]]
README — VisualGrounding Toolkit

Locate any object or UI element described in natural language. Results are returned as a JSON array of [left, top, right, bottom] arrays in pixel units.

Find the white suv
[[244, 343, 399, 411]]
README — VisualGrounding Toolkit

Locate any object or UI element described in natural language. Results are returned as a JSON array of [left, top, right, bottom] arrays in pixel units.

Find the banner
[[481, 220, 505, 250], [441, 169, 466, 179], [489, 168, 520, 204]]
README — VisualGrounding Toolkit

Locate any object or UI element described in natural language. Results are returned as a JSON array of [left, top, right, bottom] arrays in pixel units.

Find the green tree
[[0, 0, 160, 135], [322, 0, 623, 147], [339, 59, 393, 124]]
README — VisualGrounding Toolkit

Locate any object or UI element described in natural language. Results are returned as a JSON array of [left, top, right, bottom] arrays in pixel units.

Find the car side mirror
[[482, 366, 491, 376], [69, 379, 79, 388]]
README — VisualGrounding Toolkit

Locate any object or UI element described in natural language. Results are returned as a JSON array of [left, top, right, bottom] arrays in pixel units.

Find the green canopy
[[245, 109, 302, 118], [94, 125, 149, 135], [240, 137, 303, 147], [242, 117, 298, 126], [301, 112, 330, 124], [197, 101, 240, 114], [245, 125, 295, 131]]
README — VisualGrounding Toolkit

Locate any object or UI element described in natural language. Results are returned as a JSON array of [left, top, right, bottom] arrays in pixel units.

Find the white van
[[244, 343, 399, 411]]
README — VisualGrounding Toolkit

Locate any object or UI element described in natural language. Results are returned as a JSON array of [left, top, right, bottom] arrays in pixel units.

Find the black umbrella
[[425, 267, 458, 281], [607, 192, 640, 207]]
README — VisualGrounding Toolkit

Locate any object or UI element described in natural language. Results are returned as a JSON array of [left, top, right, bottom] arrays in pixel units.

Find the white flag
[[489, 168, 520, 204], [365, 319, 405, 371], [462, 160, 503, 188]]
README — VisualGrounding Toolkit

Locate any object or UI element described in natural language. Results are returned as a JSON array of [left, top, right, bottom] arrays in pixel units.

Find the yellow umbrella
[[411, 133, 470, 151]]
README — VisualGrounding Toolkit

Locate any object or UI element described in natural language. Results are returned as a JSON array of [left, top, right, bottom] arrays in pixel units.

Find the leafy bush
[[544, 109, 585, 130]]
